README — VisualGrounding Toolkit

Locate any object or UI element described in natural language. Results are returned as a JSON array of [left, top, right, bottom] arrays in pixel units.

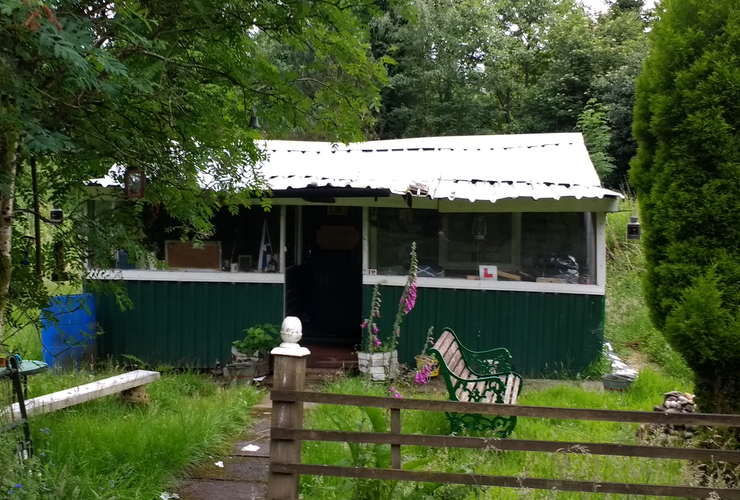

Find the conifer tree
[[631, 0, 740, 413]]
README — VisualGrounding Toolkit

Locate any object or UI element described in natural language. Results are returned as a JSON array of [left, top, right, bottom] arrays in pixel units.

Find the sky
[[578, 0, 656, 14]]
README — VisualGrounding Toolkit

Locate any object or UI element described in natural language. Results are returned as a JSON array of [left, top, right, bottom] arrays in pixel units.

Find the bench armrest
[[459, 345, 513, 375]]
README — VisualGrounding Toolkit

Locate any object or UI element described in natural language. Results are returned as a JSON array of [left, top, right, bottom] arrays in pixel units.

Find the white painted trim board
[[363, 275, 605, 296], [90, 269, 285, 284]]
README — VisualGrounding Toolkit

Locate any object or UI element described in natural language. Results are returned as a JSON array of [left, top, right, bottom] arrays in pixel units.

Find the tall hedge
[[631, 0, 740, 414]]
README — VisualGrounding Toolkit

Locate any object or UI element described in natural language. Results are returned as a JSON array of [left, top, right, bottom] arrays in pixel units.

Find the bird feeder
[[124, 168, 146, 199], [627, 216, 641, 240]]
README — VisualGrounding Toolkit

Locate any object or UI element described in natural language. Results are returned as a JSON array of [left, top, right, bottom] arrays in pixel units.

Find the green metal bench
[[429, 328, 523, 437]]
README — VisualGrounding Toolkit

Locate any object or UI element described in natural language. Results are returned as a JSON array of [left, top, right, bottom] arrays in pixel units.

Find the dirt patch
[[624, 351, 655, 372]]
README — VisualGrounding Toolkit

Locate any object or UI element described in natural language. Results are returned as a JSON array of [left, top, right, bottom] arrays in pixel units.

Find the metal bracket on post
[[268, 316, 310, 500], [7, 356, 33, 458]]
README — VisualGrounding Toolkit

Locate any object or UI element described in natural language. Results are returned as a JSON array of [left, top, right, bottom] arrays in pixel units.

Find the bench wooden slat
[[4, 369, 160, 420], [510, 376, 521, 405], [504, 374, 515, 404], [436, 333, 454, 359], [457, 385, 468, 402], [448, 350, 463, 375], [442, 341, 458, 364]]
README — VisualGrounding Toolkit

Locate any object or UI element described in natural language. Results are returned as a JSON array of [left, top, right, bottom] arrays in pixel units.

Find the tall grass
[[604, 200, 692, 383], [3, 370, 262, 499], [301, 371, 693, 500]]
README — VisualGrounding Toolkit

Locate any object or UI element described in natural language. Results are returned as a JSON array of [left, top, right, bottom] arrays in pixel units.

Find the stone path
[[175, 393, 273, 500]]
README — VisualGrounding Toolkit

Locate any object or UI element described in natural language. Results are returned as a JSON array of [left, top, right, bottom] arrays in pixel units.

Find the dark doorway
[[299, 206, 363, 344]]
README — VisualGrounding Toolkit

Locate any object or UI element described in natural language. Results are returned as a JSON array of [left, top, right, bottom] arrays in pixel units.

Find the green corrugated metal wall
[[363, 285, 605, 378], [93, 280, 603, 376], [94, 281, 284, 368]]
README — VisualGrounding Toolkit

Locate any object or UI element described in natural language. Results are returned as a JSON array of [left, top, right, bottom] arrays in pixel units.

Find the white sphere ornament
[[272, 316, 310, 357], [280, 316, 303, 346]]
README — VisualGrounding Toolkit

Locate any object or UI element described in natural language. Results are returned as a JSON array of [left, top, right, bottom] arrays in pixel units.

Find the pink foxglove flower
[[361, 321, 368, 329], [373, 325, 379, 335], [414, 360, 434, 385], [373, 336, 381, 347], [390, 386, 403, 398], [402, 279, 418, 314]]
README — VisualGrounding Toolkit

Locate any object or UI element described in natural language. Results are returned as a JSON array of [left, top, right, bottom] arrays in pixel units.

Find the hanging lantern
[[124, 168, 146, 199], [471, 215, 487, 241], [49, 207, 63, 223], [627, 216, 641, 240], [249, 104, 260, 130]]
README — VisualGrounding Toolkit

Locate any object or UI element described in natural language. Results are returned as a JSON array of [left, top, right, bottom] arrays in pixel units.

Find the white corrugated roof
[[259, 133, 620, 202], [90, 133, 622, 202]]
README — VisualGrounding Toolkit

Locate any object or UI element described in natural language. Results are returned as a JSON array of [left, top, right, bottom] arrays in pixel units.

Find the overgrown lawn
[[301, 370, 694, 499], [605, 204, 692, 383], [3, 370, 261, 499]]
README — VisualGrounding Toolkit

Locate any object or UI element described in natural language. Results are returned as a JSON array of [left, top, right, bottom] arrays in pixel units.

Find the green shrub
[[233, 323, 280, 359], [664, 270, 740, 413]]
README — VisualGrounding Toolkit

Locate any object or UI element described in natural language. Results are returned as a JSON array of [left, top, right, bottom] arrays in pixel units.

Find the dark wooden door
[[301, 206, 362, 343]]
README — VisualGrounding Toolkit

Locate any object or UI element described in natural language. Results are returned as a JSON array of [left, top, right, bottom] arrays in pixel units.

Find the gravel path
[[175, 393, 272, 500]]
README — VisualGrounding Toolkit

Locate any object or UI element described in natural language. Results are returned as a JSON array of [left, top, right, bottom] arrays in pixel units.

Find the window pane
[[370, 208, 596, 285], [213, 206, 280, 272], [373, 208, 439, 275], [136, 204, 280, 272], [520, 212, 592, 284], [441, 213, 512, 277]]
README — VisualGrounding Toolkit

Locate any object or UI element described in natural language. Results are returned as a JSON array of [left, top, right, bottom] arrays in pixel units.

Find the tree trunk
[[696, 368, 740, 415], [0, 126, 19, 346]]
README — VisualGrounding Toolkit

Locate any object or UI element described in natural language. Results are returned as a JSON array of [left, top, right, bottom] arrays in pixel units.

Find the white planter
[[358, 350, 398, 381]]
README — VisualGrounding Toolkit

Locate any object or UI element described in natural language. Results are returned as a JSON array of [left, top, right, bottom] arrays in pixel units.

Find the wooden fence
[[267, 351, 740, 499]]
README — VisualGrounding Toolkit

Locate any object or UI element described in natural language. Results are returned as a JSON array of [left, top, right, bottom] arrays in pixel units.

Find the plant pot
[[225, 361, 257, 385], [358, 351, 398, 381], [0, 357, 6, 369], [602, 374, 633, 391]]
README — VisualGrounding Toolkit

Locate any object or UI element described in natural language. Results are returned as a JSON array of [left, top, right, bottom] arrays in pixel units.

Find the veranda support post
[[268, 316, 310, 500]]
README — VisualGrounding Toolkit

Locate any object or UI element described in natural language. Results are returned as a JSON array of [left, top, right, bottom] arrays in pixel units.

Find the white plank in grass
[[5, 369, 160, 420]]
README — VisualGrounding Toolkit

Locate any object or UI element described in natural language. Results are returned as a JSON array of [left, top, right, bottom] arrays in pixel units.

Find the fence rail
[[266, 349, 740, 499], [272, 389, 740, 427], [271, 463, 740, 499]]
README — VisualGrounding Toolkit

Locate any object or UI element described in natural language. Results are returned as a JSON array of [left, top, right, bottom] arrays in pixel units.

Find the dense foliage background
[[1, 0, 653, 351], [0, 0, 390, 343]]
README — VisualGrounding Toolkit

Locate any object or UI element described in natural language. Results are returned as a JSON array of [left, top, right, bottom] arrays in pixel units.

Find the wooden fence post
[[268, 316, 310, 500]]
